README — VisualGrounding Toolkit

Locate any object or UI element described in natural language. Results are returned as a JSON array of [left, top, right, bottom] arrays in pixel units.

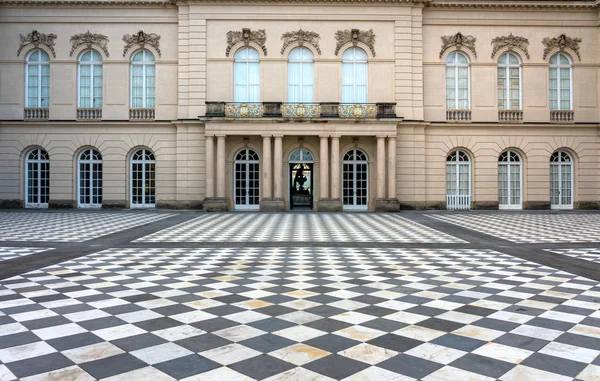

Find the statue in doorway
[[293, 168, 308, 193]]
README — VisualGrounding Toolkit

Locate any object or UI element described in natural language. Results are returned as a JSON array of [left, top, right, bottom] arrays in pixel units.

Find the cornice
[[429, 1, 596, 10], [0, 0, 175, 6]]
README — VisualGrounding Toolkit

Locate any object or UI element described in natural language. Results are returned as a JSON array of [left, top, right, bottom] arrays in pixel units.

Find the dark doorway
[[290, 163, 313, 209]]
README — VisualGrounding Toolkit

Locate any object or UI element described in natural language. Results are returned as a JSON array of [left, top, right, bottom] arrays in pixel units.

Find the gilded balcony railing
[[281, 103, 320, 118], [446, 109, 471, 121], [129, 108, 155, 120], [24, 108, 49, 120], [339, 104, 378, 119], [77, 108, 102, 121], [498, 110, 523, 122], [224, 103, 263, 118], [550, 110, 574, 123]]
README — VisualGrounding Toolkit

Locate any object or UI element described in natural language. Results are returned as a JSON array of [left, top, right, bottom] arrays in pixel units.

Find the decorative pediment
[[334, 29, 375, 57], [542, 34, 582, 61], [17, 30, 57, 57], [491, 33, 529, 59], [122, 30, 161, 57], [439, 32, 477, 59], [70, 31, 109, 57], [281, 29, 321, 55], [226, 28, 267, 57]]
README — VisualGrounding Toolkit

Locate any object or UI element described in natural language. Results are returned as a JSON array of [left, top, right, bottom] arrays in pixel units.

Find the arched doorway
[[343, 149, 368, 210], [550, 150, 573, 210], [234, 148, 260, 210], [446, 150, 471, 210], [25, 148, 50, 208], [289, 148, 314, 209], [498, 150, 522, 210], [130, 148, 155, 208], [78, 148, 103, 208]]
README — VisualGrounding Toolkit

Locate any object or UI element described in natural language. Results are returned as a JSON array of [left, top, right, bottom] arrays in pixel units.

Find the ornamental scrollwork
[[542, 34, 582, 61], [70, 31, 109, 57], [491, 33, 529, 59], [335, 29, 376, 57], [122, 30, 161, 57], [17, 30, 57, 57], [226, 28, 267, 57], [439, 32, 477, 59], [281, 29, 321, 55]]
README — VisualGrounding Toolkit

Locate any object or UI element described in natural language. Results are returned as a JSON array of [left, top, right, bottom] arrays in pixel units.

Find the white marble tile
[[339, 343, 397, 365], [200, 343, 261, 365], [130, 342, 192, 365], [269, 343, 330, 365], [0, 341, 56, 363], [405, 343, 467, 365], [62, 342, 125, 364], [472, 342, 533, 364]]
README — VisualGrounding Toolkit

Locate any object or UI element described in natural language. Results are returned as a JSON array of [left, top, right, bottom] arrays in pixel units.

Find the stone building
[[0, 0, 598, 211]]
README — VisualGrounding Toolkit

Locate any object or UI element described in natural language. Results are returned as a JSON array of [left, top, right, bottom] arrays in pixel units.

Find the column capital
[[376, 135, 388, 139], [330, 134, 341, 139], [262, 135, 272, 139], [273, 134, 284, 139], [216, 134, 227, 139], [319, 135, 330, 139]]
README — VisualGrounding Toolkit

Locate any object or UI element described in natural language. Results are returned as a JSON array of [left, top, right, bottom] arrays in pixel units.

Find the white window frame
[[234, 148, 260, 210], [130, 50, 155, 108], [25, 50, 50, 108], [78, 148, 103, 209], [550, 150, 574, 210], [78, 50, 103, 108], [498, 150, 523, 210], [342, 47, 368, 104], [446, 150, 471, 210], [342, 149, 369, 211], [445, 52, 470, 110], [130, 149, 156, 209], [497, 52, 522, 110], [234, 47, 260, 103], [25, 148, 50, 209], [287, 47, 314, 103], [549, 53, 573, 111]]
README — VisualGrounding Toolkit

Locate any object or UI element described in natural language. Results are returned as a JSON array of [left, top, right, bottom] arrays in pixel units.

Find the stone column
[[216, 135, 226, 198], [205, 135, 214, 198], [387, 136, 397, 199], [273, 136, 283, 199], [319, 136, 329, 199], [262, 136, 272, 199], [330, 136, 340, 200], [376, 136, 386, 199]]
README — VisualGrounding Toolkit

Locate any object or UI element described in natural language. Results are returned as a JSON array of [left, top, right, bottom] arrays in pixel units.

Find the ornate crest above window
[[491, 33, 529, 59], [281, 29, 321, 55], [70, 31, 109, 57], [439, 32, 477, 59], [17, 30, 57, 57], [334, 29, 375, 57], [122, 30, 161, 57], [226, 28, 267, 57], [542, 34, 582, 61]]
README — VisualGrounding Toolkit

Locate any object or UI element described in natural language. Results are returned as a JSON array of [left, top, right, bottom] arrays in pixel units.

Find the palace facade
[[0, 0, 598, 211]]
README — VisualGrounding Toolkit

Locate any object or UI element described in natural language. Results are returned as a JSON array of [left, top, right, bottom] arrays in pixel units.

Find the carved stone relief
[[491, 33, 529, 59], [18, 30, 57, 57], [542, 34, 582, 60], [226, 28, 267, 57], [334, 29, 376, 57], [70, 31, 109, 57], [122, 30, 161, 57], [439, 32, 477, 59], [281, 29, 321, 55]]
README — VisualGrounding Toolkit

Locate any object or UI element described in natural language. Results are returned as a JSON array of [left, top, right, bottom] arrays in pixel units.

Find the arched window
[[446, 150, 471, 209], [446, 52, 470, 110], [498, 150, 522, 209], [25, 148, 50, 208], [78, 50, 103, 108], [234, 148, 260, 210], [288, 47, 314, 103], [130, 149, 155, 208], [289, 148, 314, 209], [498, 52, 521, 110], [234, 47, 260, 103], [550, 150, 573, 209], [343, 149, 368, 210], [549, 53, 572, 110], [78, 148, 102, 208], [26, 50, 50, 108], [342, 47, 368, 104], [130, 50, 155, 108]]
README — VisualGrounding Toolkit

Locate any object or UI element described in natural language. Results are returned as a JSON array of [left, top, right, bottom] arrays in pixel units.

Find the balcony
[[498, 110, 523, 122], [77, 108, 102, 121], [550, 110, 574, 123], [446, 109, 471, 122], [129, 108, 155, 121], [205, 102, 397, 119], [24, 108, 49, 121]]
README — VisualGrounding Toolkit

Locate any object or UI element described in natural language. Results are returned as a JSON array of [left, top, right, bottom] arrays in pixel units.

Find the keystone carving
[[542, 34, 582, 61], [491, 33, 529, 59], [334, 29, 376, 57], [439, 32, 477, 59], [281, 29, 321, 55], [70, 31, 109, 57], [18, 30, 57, 57], [226, 28, 267, 57], [122, 30, 161, 57]]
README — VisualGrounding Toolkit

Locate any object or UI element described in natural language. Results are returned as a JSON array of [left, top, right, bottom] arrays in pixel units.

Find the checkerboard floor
[[546, 248, 600, 265], [136, 214, 466, 243], [0, 212, 176, 242], [430, 213, 600, 243], [0, 247, 52, 263], [1, 247, 599, 381]]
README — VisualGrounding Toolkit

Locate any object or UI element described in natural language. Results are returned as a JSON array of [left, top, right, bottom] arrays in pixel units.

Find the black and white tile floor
[[0, 247, 51, 263], [546, 248, 600, 265]]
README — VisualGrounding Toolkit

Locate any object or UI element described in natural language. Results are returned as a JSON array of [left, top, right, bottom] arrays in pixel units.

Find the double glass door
[[234, 149, 260, 210], [550, 151, 573, 209], [342, 149, 368, 210]]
